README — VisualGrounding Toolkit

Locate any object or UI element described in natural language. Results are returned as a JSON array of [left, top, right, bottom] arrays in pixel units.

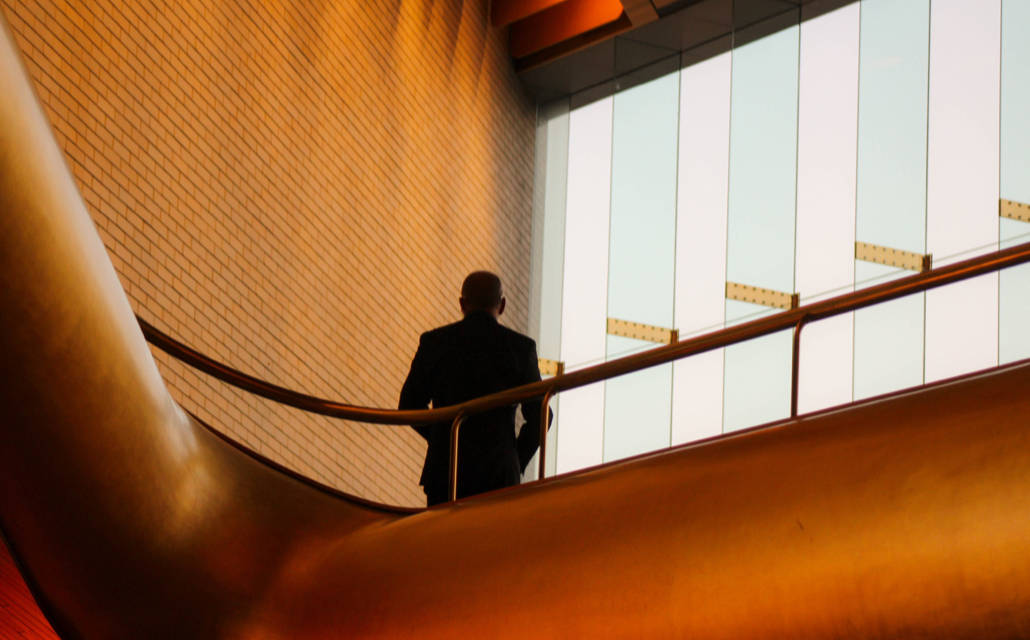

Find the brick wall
[[1, 0, 536, 508]]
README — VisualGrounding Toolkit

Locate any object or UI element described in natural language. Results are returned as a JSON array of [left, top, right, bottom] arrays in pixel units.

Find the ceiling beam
[[619, 0, 659, 26], [509, 0, 626, 59], [491, 0, 570, 28]]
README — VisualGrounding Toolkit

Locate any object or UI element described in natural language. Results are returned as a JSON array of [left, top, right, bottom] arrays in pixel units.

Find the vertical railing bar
[[790, 315, 808, 418], [537, 362, 563, 481], [538, 390, 553, 480], [448, 412, 466, 502]]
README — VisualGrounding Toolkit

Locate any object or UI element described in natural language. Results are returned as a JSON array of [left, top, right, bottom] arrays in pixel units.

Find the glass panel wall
[[1000, 0, 1030, 365], [671, 50, 731, 446], [924, 0, 1001, 383], [603, 66, 680, 462], [527, 0, 1030, 472], [794, 4, 860, 413], [525, 99, 569, 480], [853, 0, 930, 400], [556, 96, 613, 475], [723, 19, 800, 432]]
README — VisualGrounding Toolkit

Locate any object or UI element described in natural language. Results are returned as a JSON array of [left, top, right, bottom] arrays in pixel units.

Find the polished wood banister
[[140, 240, 1030, 429]]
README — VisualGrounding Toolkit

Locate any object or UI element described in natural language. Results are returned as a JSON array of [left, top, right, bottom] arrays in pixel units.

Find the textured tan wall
[[1, 0, 536, 507]]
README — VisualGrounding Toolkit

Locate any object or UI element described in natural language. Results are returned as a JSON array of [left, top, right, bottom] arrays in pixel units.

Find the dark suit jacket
[[398, 311, 543, 499]]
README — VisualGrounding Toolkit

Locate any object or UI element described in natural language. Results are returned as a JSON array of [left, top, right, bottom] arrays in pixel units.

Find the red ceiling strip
[[509, 0, 626, 59], [491, 0, 572, 28]]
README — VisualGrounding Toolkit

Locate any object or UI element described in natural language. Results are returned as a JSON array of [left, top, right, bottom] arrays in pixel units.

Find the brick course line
[[2, 0, 535, 508]]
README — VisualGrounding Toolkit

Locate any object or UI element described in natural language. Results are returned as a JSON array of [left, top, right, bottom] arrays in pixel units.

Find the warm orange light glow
[[491, 0, 572, 28], [509, 0, 625, 59]]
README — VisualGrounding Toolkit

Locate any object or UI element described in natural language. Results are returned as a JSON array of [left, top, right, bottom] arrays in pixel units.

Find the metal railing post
[[138, 241, 1030, 500], [791, 315, 808, 418], [536, 362, 563, 481], [538, 390, 553, 480], [448, 412, 466, 502]]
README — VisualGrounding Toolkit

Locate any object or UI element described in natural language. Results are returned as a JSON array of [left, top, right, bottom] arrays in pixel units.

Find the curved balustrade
[[7, 5, 1030, 636], [140, 240, 1030, 498]]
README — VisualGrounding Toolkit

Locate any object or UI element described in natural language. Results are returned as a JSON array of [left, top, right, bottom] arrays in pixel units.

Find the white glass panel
[[1000, 262, 1030, 365], [531, 101, 570, 362], [1000, 0, 1030, 365], [798, 315, 854, 413], [723, 24, 799, 432], [926, 0, 1001, 265], [725, 26, 799, 294], [855, 0, 929, 254], [853, 263, 925, 400], [671, 52, 731, 446], [603, 337, 673, 460], [556, 96, 613, 475], [925, 274, 999, 381], [1002, 0, 1030, 207], [672, 351, 725, 445], [854, 0, 930, 398], [795, 4, 860, 413], [524, 100, 569, 481], [724, 314, 793, 433], [603, 71, 680, 462], [924, 0, 1001, 382]]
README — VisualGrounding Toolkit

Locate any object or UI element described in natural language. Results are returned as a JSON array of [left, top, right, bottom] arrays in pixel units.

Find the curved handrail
[[140, 240, 1030, 428], [138, 317, 443, 425]]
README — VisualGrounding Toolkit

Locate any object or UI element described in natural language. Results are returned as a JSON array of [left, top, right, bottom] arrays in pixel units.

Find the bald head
[[460, 271, 505, 318]]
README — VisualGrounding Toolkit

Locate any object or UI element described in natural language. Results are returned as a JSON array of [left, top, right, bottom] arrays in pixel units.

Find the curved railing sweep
[[139, 240, 1030, 501]]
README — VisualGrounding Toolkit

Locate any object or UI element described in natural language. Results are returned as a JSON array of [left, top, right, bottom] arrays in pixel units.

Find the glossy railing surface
[[141, 242, 1030, 428], [5, 6, 1030, 639], [140, 240, 1030, 498]]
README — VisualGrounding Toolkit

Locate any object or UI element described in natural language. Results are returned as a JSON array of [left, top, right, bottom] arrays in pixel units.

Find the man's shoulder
[[421, 318, 536, 350], [496, 324, 536, 352], [419, 320, 464, 344]]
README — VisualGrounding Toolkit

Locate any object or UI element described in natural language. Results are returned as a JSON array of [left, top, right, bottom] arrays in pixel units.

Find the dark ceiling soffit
[[515, 13, 634, 74], [492, 0, 569, 28], [518, 0, 859, 105]]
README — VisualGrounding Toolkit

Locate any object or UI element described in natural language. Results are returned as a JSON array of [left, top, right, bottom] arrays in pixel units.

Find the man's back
[[399, 310, 542, 504]]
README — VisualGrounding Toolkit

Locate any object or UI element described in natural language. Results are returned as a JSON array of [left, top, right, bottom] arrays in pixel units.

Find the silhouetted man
[[399, 271, 544, 506]]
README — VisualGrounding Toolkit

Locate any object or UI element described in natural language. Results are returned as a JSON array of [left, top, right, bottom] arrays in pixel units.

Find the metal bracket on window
[[606, 318, 679, 345], [538, 358, 565, 377], [855, 241, 932, 272], [1001, 199, 1030, 223], [725, 282, 799, 310]]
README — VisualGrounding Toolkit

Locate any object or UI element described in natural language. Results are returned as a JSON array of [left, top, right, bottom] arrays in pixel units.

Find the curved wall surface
[[0, 0, 537, 508]]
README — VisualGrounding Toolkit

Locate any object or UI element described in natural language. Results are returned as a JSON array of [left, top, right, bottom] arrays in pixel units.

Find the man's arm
[[399, 334, 433, 440], [515, 341, 546, 473]]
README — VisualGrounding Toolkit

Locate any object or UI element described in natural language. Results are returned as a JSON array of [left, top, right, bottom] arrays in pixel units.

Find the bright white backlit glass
[[855, 0, 929, 253], [557, 96, 613, 474], [723, 25, 799, 432], [725, 27, 799, 294], [853, 264, 925, 400], [671, 51, 731, 445], [926, 0, 1001, 264], [535, 103, 570, 363], [799, 315, 854, 412], [925, 275, 999, 381], [795, 4, 860, 412], [1000, 0, 1030, 365], [924, 0, 1001, 382], [854, 0, 929, 398], [724, 317, 793, 433], [524, 101, 569, 480], [603, 337, 673, 461], [603, 71, 680, 462], [1000, 222, 1030, 349]]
